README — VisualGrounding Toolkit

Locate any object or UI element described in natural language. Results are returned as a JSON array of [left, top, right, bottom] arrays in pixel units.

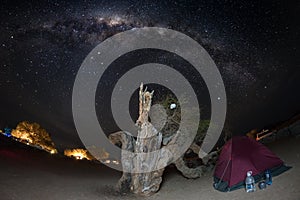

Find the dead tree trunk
[[108, 83, 219, 196], [130, 83, 165, 196], [109, 83, 165, 196]]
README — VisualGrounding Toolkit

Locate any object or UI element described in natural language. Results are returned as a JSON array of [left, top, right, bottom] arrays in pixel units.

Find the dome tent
[[213, 136, 291, 192]]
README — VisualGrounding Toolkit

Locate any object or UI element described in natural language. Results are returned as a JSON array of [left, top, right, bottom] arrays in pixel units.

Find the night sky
[[0, 0, 299, 150]]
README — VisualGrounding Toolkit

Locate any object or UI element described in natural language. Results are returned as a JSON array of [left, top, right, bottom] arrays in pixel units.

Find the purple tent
[[213, 136, 291, 192]]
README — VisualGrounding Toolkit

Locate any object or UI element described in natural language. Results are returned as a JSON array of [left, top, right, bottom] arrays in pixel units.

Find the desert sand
[[0, 135, 299, 200]]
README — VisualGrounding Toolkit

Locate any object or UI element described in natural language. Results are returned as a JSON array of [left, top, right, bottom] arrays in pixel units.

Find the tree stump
[[108, 83, 219, 196], [109, 83, 165, 196]]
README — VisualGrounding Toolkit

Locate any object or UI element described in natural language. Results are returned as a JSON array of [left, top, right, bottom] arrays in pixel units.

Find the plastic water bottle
[[265, 170, 272, 185], [245, 171, 256, 192]]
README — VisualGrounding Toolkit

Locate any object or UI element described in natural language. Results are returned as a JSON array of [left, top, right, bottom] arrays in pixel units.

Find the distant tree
[[64, 149, 94, 160], [11, 121, 57, 154]]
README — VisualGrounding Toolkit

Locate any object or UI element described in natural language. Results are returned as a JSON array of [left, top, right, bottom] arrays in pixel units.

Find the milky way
[[0, 0, 299, 149]]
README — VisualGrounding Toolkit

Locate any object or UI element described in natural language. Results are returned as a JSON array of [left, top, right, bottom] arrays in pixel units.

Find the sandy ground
[[0, 136, 299, 200]]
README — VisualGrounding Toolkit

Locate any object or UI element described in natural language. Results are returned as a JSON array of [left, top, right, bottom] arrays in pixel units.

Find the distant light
[[112, 160, 119, 165], [50, 150, 56, 154], [3, 133, 12, 137], [104, 160, 111, 164], [170, 103, 176, 109]]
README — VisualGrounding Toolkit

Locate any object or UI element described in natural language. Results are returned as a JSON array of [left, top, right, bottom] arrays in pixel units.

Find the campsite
[[0, 132, 299, 200], [1, 0, 299, 199]]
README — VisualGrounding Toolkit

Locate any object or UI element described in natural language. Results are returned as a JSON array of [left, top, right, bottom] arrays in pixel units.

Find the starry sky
[[0, 0, 299, 149]]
